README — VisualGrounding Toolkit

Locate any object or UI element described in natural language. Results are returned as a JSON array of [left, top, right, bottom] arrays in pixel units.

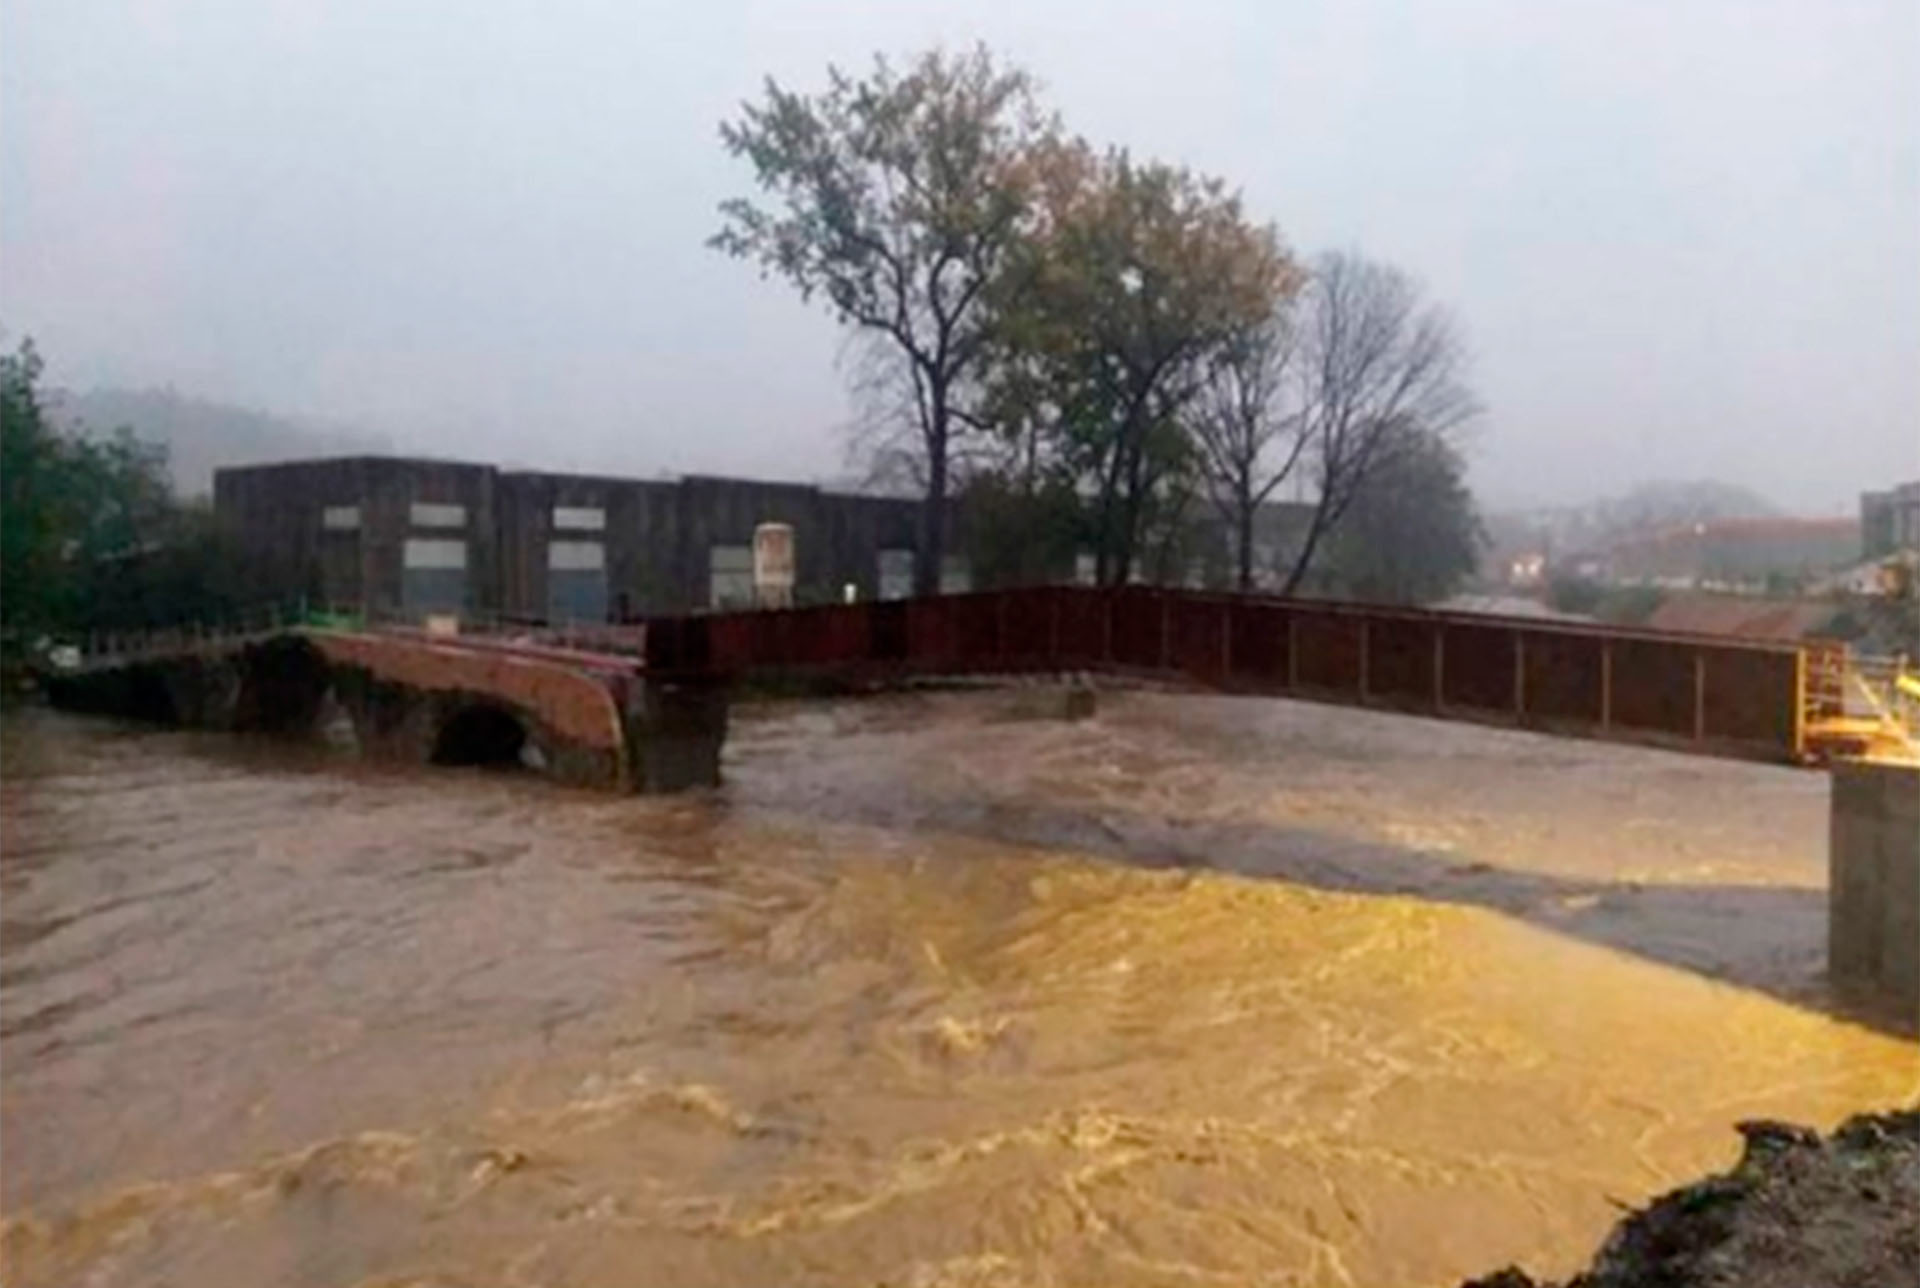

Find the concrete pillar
[[1063, 681, 1098, 721], [1829, 759, 1920, 1030], [627, 680, 729, 793]]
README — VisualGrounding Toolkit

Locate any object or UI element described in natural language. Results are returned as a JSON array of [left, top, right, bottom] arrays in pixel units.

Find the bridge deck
[[644, 586, 1826, 765]]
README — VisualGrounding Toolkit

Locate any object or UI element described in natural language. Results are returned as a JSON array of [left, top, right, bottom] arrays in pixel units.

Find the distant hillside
[[46, 386, 390, 498], [1587, 479, 1781, 532]]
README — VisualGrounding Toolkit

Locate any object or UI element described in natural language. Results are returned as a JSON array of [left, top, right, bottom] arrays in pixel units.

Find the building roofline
[[212, 453, 492, 475], [211, 455, 926, 504]]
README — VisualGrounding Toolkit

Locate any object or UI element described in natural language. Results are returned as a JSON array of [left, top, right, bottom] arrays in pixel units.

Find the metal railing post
[[1357, 617, 1370, 702], [1513, 631, 1527, 719], [1693, 650, 1707, 743], [1600, 641, 1613, 732]]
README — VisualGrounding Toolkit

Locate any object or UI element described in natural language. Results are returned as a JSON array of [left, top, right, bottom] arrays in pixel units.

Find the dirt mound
[[1465, 1108, 1920, 1288]]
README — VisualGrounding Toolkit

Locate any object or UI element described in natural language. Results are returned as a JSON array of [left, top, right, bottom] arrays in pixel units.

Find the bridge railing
[[71, 598, 315, 668], [647, 586, 1818, 763]]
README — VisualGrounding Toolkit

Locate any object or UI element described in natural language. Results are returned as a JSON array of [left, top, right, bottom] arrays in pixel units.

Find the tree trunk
[[1116, 479, 1143, 587], [1279, 502, 1333, 597], [916, 404, 949, 598], [1094, 444, 1126, 587], [1235, 491, 1255, 592]]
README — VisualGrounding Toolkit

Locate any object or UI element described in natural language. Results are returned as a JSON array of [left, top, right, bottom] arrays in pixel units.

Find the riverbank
[[1466, 1107, 1920, 1288]]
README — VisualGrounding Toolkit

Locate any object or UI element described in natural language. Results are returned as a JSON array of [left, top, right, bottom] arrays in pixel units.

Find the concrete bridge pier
[[1829, 759, 1920, 1031], [623, 679, 728, 793]]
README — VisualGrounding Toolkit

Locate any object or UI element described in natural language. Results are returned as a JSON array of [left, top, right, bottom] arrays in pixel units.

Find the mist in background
[[3, 0, 1914, 511]]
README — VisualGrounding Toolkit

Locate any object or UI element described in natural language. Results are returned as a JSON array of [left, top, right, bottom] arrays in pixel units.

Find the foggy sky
[[3, 0, 1915, 512]]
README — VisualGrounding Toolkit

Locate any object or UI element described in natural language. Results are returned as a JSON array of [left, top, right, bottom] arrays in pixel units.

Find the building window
[[1074, 552, 1097, 586], [548, 540, 605, 571], [410, 502, 467, 529], [404, 538, 467, 569], [710, 544, 754, 610], [877, 549, 915, 601], [553, 506, 606, 531], [402, 539, 467, 616], [548, 541, 607, 623], [938, 556, 972, 595], [321, 505, 361, 531]]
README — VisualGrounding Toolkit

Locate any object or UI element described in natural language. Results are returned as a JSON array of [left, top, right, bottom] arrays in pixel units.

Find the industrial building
[[212, 456, 967, 623]]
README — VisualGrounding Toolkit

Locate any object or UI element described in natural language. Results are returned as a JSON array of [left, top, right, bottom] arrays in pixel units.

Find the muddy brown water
[[2, 691, 1915, 1287]]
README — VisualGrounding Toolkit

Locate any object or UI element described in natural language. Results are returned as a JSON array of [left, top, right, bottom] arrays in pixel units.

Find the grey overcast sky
[[3, 0, 1915, 511]]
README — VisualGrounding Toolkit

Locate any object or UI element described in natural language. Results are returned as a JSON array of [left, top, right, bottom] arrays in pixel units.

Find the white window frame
[[877, 548, 915, 601], [548, 540, 605, 571], [403, 538, 467, 569], [410, 502, 467, 529], [709, 544, 754, 609]]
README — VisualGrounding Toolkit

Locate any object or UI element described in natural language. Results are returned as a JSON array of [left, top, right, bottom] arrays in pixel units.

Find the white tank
[[753, 522, 795, 610]]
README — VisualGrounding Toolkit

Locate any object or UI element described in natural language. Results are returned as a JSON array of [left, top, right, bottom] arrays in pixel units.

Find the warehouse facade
[[213, 456, 968, 623]]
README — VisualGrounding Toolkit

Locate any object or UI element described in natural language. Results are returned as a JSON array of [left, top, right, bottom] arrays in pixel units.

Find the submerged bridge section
[[47, 628, 725, 792], [648, 585, 1850, 765]]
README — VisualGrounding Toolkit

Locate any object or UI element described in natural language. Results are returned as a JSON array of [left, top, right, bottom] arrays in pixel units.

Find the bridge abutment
[[1829, 759, 1920, 1031]]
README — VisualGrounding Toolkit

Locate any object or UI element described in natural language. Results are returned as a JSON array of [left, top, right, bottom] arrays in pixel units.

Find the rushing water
[[2, 691, 1915, 1288]]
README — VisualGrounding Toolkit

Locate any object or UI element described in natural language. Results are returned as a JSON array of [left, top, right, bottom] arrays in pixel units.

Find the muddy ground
[[1465, 1107, 1920, 1288]]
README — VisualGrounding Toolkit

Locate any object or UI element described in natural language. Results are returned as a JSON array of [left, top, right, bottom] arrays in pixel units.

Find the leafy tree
[[713, 45, 1051, 595], [958, 471, 1083, 588], [2, 338, 245, 643], [2, 339, 62, 632], [993, 141, 1294, 585], [1321, 425, 1482, 605], [1546, 574, 1607, 617]]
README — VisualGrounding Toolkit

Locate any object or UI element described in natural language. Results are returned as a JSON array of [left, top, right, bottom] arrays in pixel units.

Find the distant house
[[1861, 480, 1920, 559], [1599, 517, 1860, 590]]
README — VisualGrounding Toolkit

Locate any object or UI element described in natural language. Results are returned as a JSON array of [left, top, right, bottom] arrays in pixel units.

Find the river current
[[2, 690, 1914, 1286]]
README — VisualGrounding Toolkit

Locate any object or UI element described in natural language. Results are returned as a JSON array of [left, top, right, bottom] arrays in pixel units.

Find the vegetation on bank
[[1546, 575, 1667, 626], [1, 340, 259, 670]]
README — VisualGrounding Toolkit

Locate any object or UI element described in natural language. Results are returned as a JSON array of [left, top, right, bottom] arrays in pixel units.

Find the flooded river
[[3, 690, 1915, 1287]]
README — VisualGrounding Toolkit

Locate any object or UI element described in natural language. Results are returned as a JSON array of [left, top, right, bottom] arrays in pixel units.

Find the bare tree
[[1191, 310, 1309, 590], [841, 336, 1004, 499], [1280, 252, 1478, 595]]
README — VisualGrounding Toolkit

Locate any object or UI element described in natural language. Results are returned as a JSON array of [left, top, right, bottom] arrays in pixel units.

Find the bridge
[[44, 584, 1920, 1027], [648, 585, 1912, 765], [50, 585, 1914, 783]]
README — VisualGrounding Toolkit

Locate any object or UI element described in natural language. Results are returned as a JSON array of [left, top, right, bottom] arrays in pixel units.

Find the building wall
[[374, 460, 498, 618], [215, 456, 943, 622], [1862, 481, 1920, 559], [496, 472, 680, 621], [213, 457, 375, 609]]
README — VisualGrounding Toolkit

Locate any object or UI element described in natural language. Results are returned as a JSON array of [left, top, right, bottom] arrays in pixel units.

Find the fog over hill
[[46, 386, 391, 498]]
